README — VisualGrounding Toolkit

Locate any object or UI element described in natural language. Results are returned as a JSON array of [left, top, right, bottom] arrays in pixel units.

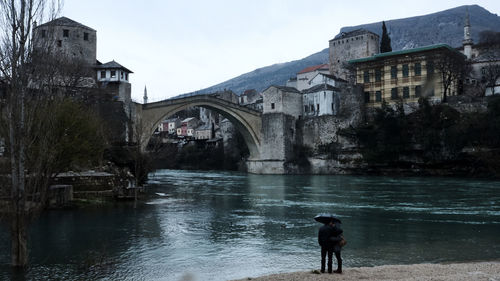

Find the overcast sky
[[61, 1, 500, 102]]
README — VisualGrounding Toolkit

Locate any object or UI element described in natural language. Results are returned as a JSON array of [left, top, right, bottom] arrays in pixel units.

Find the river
[[1, 170, 500, 280]]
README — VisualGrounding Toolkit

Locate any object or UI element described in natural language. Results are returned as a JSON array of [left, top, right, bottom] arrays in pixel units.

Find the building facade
[[329, 29, 380, 81], [262, 86, 303, 119], [33, 17, 97, 66], [296, 64, 330, 91], [349, 44, 465, 107]]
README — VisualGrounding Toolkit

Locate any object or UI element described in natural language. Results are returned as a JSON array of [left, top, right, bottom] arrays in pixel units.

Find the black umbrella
[[314, 213, 341, 224]]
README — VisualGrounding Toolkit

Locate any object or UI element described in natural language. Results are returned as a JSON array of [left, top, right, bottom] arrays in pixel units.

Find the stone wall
[[329, 31, 380, 80], [300, 84, 364, 150], [34, 20, 97, 66], [260, 113, 297, 161], [262, 87, 303, 118]]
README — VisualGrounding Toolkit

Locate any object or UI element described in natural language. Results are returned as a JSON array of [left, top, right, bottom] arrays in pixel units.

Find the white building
[[296, 64, 330, 91], [96, 60, 132, 83], [302, 84, 341, 117]]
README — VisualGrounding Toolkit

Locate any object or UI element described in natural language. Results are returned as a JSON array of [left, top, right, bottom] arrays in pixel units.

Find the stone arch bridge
[[134, 95, 263, 160]]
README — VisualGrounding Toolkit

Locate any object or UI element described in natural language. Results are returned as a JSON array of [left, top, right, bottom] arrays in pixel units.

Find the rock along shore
[[231, 261, 500, 281]]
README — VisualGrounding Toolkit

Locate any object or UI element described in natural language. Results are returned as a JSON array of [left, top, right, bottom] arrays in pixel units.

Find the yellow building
[[349, 44, 466, 106]]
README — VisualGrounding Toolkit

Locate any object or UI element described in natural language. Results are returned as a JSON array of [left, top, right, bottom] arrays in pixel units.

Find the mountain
[[340, 5, 500, 50], [181, 5, 500, 97]]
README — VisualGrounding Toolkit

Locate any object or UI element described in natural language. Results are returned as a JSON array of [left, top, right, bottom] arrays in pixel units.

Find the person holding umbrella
[[316, 213, 343, 274]]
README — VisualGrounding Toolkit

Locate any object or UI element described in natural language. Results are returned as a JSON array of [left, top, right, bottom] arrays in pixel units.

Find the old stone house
[[96, 60, 133, 103], [195, 124, 213, 140], [177, 117, 199, 137], [239, 89, 260, 105], [158, 118, 181, 135], [33, 17, 135, 144], [262, 86, 303, 119]]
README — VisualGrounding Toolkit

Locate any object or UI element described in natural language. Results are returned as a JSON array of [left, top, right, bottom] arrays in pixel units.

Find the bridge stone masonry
[[133, 85, 365, 175], [134, 93, 309, 174], [134, 94, 264, 163]]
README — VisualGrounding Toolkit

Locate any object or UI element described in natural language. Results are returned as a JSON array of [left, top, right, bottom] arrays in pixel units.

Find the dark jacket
[[318, 223, 343, 249]]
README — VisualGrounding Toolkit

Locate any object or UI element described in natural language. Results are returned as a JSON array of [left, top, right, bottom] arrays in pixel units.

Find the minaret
[[463, 9, 473, 59], [143, 85, 148, 104]]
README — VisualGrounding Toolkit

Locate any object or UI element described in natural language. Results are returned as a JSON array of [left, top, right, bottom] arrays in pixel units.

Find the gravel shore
[[231, 261, 500, 281]]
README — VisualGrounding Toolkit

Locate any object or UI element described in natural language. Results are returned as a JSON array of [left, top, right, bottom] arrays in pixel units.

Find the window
[[317, 104, 319, 112], [427, 61, 434, 76], [110, 70, 116, 78], [364, 92, 370, 103], [121, 71, 124, 79], [57, 40, 62, 47], [310, 105, 314, 112], [415, 85, 422, 97], [375, 69, 382, 82], [63, 29, 69, 37], [414, 63, 421, 76], [125, 73, 128, 80], [363, 70, 370, 83], [403, 87, 410, 98], [41, 30, 46, 38], [391, 66, 397, 79], [376, 91, 382, 102], [402, 64, 409, 77], [100, 71, 106, 79], [304, 105, 308, 113], [271, 103, 275, 110], [84, 32, 89, 41], [391, 88, 398, 100]]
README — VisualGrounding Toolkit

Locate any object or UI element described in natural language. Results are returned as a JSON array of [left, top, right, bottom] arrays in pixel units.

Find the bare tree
[[478, 50, 500, 96], [0, 0, 105, 268], [432, 50, 469, 102]]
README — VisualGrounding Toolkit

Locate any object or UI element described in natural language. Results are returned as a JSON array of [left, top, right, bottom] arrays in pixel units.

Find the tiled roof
[[302, 84, 339, 94], [272, 85, 301, 93], [297, 64, 329, 74], [317, 73, 348, 83], [95, 60, 133, 73], [348, 44, 465, 64], [36, 17, 95, 31], [332, 29, 378, 40]]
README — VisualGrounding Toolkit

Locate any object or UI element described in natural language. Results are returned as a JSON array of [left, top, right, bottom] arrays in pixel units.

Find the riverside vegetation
[[351, 97, 500, 177]]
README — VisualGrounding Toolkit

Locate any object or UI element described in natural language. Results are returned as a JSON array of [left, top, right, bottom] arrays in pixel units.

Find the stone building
[[32, 16, 137, 144], [458, 12, 500, 96], [96, 60, 133, 103], [33, 17, 97, 66], [194, 124, 213, 140], [262, 86, 303, 119], [296, 64, 330, 91], [329, 29, 380, 80], [349, 44, 465, 107], [239, 89, 260, 105], [302, 84, 341, 117]]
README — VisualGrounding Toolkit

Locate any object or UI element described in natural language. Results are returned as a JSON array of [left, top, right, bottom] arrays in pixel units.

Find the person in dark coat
[[318, 219, 343, 273]]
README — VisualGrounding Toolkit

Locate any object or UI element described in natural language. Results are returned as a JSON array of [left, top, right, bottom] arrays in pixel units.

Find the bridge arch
[[136, 95, 262, 160]]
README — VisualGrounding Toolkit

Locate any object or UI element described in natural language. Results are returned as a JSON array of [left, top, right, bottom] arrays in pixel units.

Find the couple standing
[[317, 219, 343, 274]]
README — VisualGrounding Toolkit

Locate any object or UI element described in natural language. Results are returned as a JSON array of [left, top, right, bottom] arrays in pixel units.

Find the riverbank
[[232, 261, 500, 281]]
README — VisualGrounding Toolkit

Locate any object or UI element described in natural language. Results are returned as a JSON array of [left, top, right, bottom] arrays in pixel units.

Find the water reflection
[[1, 170, 500, 281]]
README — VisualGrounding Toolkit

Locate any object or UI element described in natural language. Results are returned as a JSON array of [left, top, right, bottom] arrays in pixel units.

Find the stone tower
[[463, 10, 473, 60], [33, 17, 97, 66], [329, 29, 379, 81]]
